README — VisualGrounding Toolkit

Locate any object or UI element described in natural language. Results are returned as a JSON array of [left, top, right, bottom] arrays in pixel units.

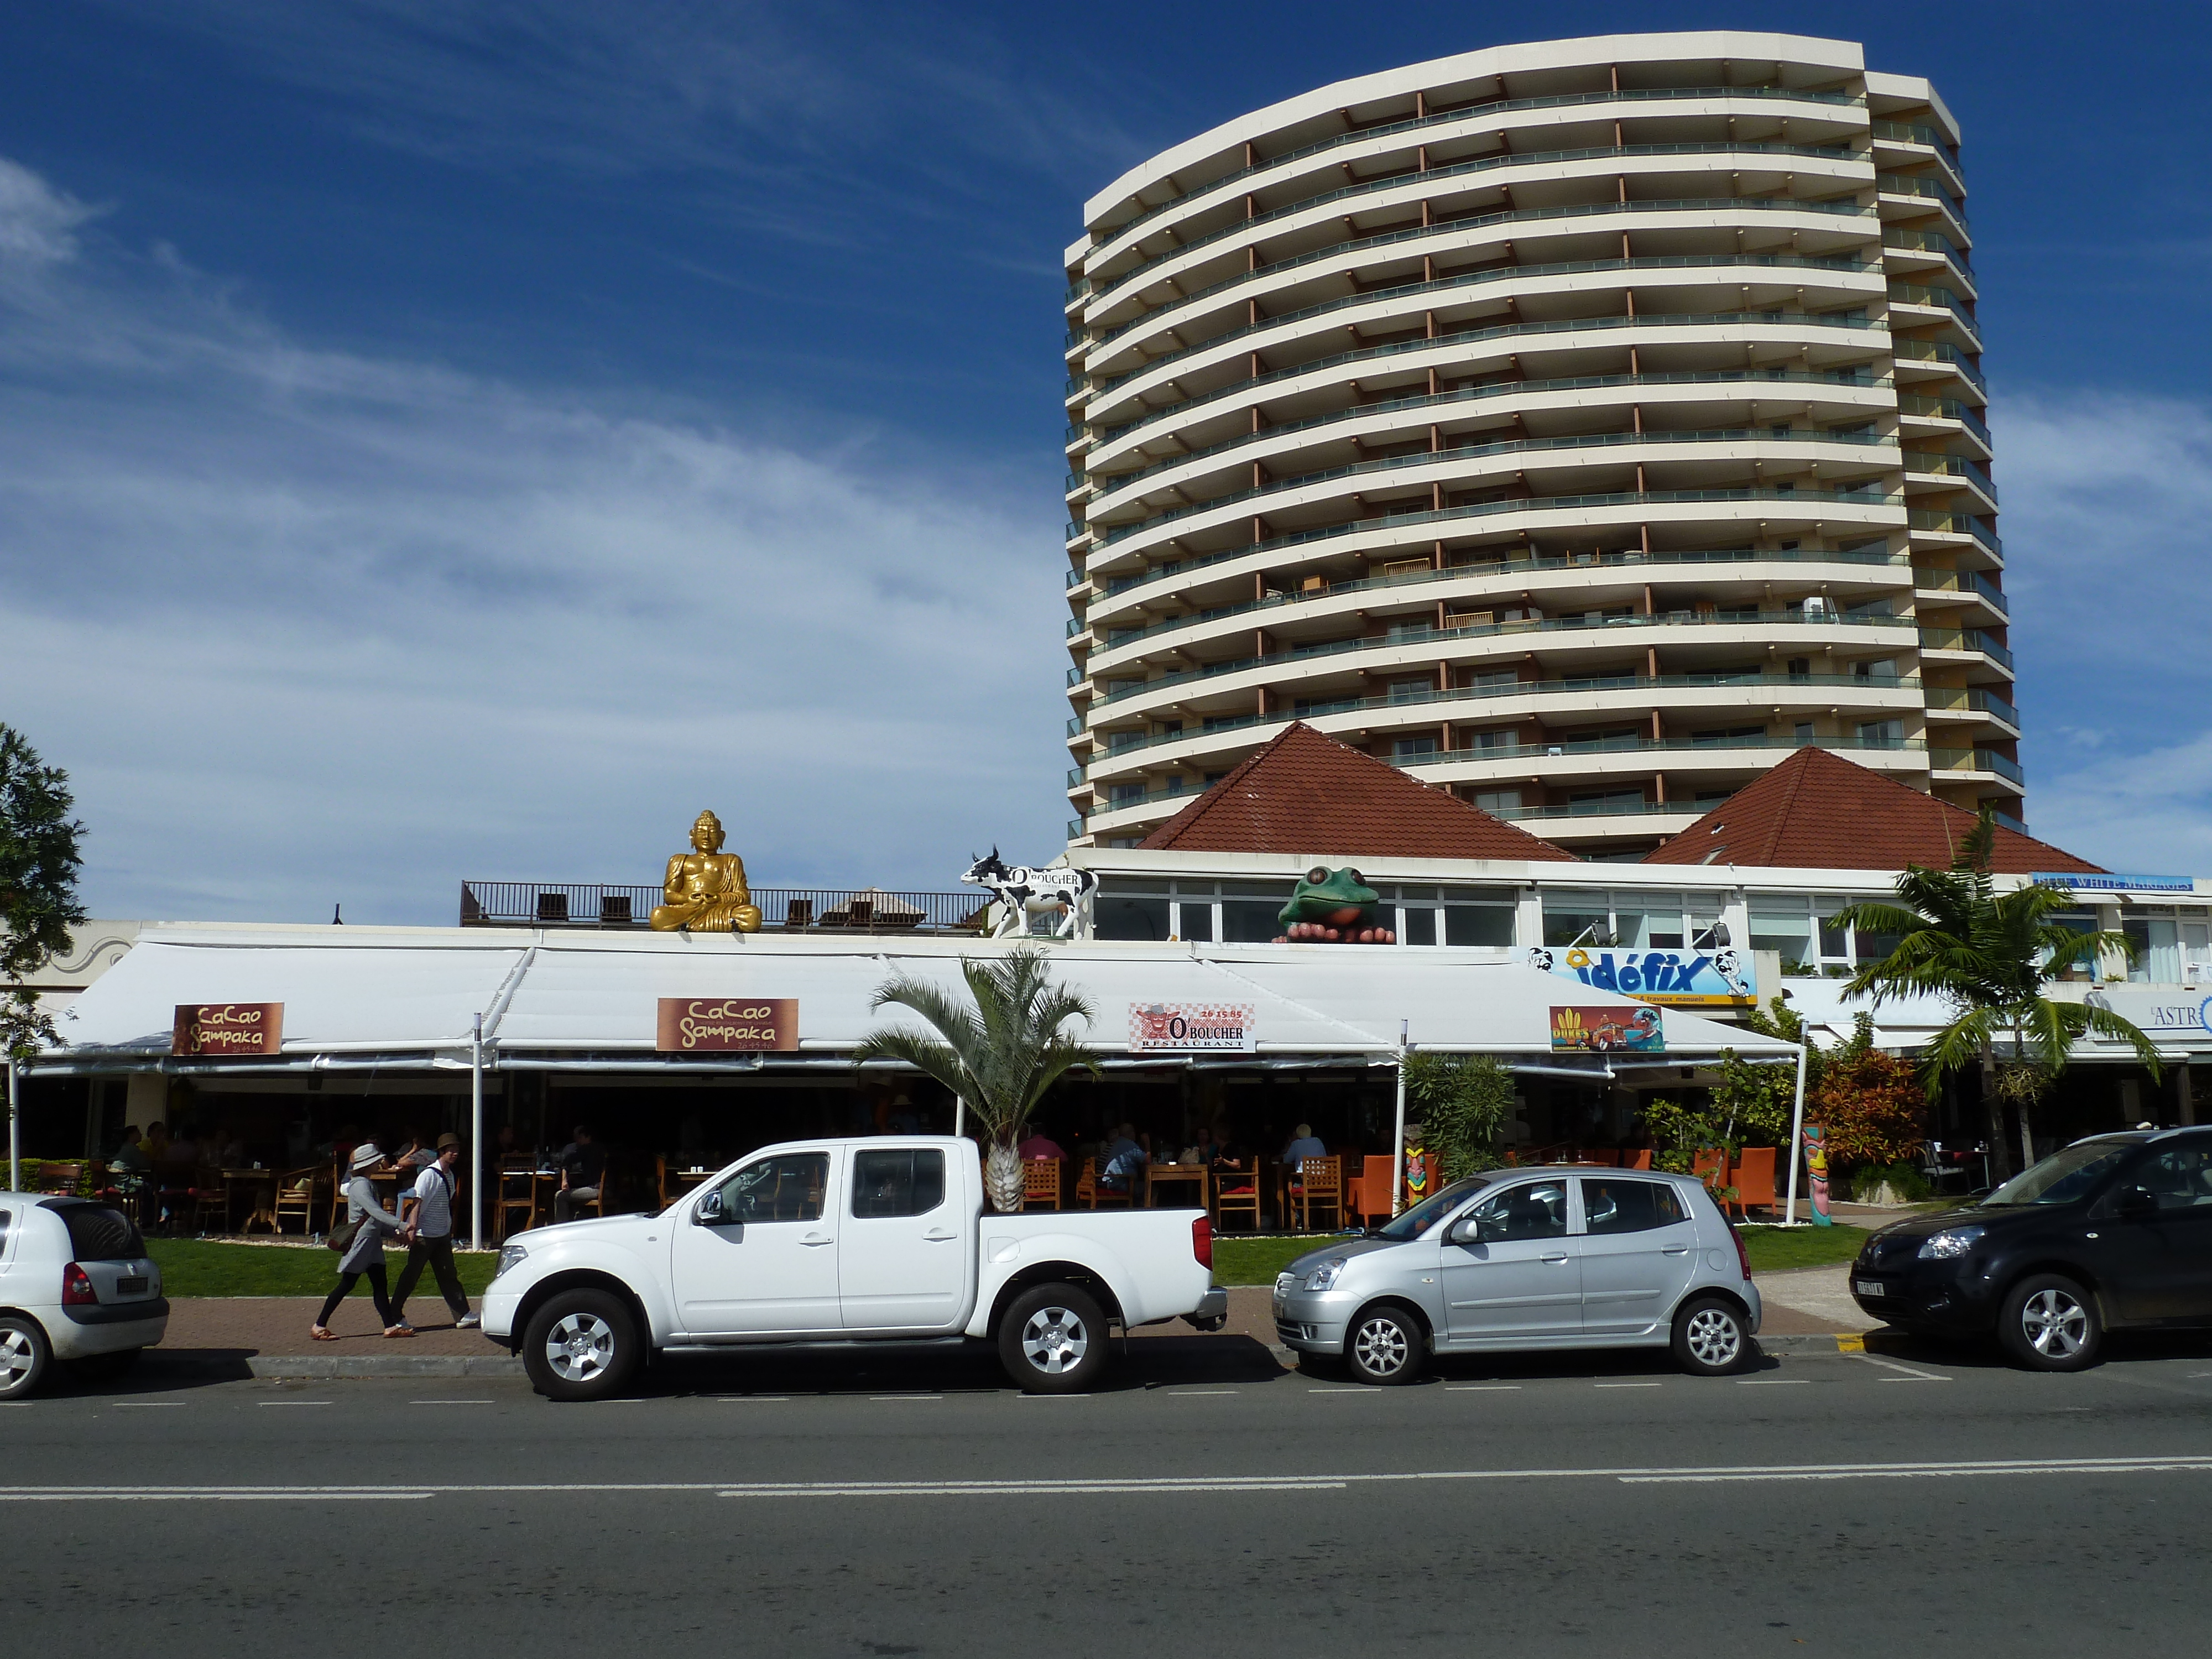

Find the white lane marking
[[12, 1458, 2212, 1504], [0, 1491, 432, 1503], [1736, 1379, 1812, 1386], [410, 1400, 494, 1406], [869, 1395, 943, 1402], [1167, 1390, 1240, 1396], [1852, 1353, 1952, 1383], [1306, 1387, 1373, 1395], [1446, 1385, 1521, 1391], [716, 1396, 791, 1403], [1015, 1393, 1088, 1400], [256, 1401, 331, 1407], [111, 1402, 186, 1408], [1595, 1382, 1662, 1389]]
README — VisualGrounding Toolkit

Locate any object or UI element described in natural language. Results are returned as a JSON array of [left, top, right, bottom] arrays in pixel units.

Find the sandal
[[310, 1326, 339, 1342], [383, 1324, 416, 1339]]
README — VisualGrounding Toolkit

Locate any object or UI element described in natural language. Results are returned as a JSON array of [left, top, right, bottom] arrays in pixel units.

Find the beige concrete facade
[[1062, 33, 2011, 855]]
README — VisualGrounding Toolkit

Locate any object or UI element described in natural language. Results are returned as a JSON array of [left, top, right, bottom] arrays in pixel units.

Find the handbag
[[325, 1215, 363, 1253]]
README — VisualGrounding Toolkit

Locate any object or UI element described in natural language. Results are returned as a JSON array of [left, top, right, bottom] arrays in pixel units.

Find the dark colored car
[[1849, 1128, 2212, 1370]]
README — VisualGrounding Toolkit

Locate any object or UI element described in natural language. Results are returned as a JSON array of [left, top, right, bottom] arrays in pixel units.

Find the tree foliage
[[1809, 1015, 1929, 1169], [1712, 995, 1819, 1146], [1832, 807, 2157, 1177], [1404, 1052, 1514, 1182], [1, 726, 86, 1063]]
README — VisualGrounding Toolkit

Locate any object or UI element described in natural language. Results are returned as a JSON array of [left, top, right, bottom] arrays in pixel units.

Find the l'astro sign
[[656, 997, 799, 1052], [1128, 1001, 1257, 1053], [1527, 945, 1754, 1007], [172, 1003, 284, 1056]]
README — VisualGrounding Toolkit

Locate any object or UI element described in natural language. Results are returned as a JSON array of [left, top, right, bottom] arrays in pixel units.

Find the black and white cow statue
[[962, 849, 1098, 939]]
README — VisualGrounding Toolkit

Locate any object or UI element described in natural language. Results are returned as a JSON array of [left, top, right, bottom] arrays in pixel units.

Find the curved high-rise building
[[1062, 32, 2010, 854]]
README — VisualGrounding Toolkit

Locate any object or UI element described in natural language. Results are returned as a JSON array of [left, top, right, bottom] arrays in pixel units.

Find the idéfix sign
[[655, 997, 798, 1053]]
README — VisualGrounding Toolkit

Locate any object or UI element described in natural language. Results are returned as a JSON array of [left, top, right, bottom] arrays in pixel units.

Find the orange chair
[[1213, 1160, 1262, 1232], [1728, 1145, 1777, 1218], [1021, 1159, 1065, 1211], [1075, 1157, 1132, 1211], [1623, 1149, 1654, 1171], [1691, 1147, 1728, 1192], [1287, 1155, 1343, 1232], [1344, 1162, 1396, 1229]]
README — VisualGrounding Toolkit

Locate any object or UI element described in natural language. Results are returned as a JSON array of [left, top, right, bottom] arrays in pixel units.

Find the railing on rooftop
[[459, 883, 992, 933]]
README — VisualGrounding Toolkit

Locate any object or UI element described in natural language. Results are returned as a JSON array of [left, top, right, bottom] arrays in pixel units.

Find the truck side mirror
[[693, 1188, 724, 1225]]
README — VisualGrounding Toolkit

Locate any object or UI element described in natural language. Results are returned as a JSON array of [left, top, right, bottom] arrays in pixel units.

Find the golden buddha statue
[[649, 809, 762, 932]]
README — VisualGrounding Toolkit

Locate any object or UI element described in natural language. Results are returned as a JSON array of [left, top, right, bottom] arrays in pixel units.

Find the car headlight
[[1304, 1257, 1349, 1292], [1916, 1227, 1985, 1260], [494, 1243, 528, 1280]]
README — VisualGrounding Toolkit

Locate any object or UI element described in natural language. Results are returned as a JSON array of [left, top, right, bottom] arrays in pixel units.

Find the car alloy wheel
[[2019, 1287, 2089, 1361], [545, 1312, 615, 1384], [1683, 1307, 1743, 1369], [1354, 1318, 1407, 1380], [1020, 1306, 1090, 1375], [0, 1317, 50, 1401]]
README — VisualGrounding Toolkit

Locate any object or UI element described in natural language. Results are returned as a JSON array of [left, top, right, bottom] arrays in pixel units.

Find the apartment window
[[1094, 884, 1170, 941], [1856, 719, 1905, 747], [1467, 728, 1515, 752], [1472, 789, 1524, 813], [1392, 735, 1439, 760], [1567, 790, 1646, 815], [1793, 722, 1815, 739], [1106, 677, 1144, 696], [1543, 893, 1613, 948], [2124, 912, 2183, 984], [1387, 676, 1432, 703], [1749, 895, 1887, 977], [1692, 726, 1765, 746], [1108, 782, 1144, 807], [1463, 669, 1521, 690], [1786, 658, 1811, 679]]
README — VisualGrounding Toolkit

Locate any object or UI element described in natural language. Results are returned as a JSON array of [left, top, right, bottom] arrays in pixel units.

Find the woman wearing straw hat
[[311, 1142, 416, 1341]]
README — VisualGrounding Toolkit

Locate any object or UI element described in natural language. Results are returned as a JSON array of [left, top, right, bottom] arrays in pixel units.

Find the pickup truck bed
[[482, 1137, 1225, 1398]]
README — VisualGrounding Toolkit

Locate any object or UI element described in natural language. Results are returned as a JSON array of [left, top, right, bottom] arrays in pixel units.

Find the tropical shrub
[[1404, 1053, 1514, 1183]]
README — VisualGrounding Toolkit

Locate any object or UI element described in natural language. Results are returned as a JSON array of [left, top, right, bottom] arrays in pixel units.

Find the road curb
[[245, 1355, 525, 1379]]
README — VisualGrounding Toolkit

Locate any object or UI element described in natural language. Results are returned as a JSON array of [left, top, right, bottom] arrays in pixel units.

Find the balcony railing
[[1075, 672, 1917, 766], [1094, 426, 1896, 547], [1918, 627, 2014, 670], [1092, 296, 1881, 451], [1090, 143, 1860, 315], [1896, 392, 1991, 444], [1080, 86, 1870, 270], [1929, 748, 2025, 785], [1088, 545, 1909, 658], [1924, 688, 2020, 727], [458, 883, 991, 933], [1903, 453, 1998, 502], [1909, 508, 2000, 553], [1096, 609, 1918, 707], [1912, 567, 2008, 615], [1893, 339, 1986, 394], [1094, 484, 1905, 600]]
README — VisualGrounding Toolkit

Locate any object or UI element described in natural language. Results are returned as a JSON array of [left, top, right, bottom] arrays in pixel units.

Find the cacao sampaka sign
[[656, 997, 799, 1053], [172, 1003, 284, 1056]]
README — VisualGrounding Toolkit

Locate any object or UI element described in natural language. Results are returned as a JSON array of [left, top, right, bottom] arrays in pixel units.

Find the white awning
[[40, 924, 1798, 1071]]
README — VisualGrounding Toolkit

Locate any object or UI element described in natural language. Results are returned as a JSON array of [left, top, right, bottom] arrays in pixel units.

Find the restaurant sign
[[1528, 945, 1754, 1007], [1128, 1002, 1257, 1054], [1549, 1004, 1664, 1054], [655, 997, 799, 1053], [172, 1003, 284, 1057]]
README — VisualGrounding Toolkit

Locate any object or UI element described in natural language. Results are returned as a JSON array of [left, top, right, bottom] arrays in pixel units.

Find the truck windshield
[[1374, 1177, 1489, 1240], [1980, 1142, 2133, 1207]]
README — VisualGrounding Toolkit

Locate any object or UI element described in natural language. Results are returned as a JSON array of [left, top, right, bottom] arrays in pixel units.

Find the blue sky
[[3, 1, 2209, 922]]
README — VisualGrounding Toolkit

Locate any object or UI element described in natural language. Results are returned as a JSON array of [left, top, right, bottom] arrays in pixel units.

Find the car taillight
[[1191, 1216, 1213, 1271], [1725, 1221, 1752, 1282], [62, 1263, 98, 1306]]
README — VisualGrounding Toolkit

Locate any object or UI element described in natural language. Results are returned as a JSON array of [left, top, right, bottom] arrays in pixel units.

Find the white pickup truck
[[482, 1136, 1228, 1398]]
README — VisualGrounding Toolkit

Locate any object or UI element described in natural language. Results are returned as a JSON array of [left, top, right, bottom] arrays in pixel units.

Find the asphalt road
[[6, 1333, 2212, 1657]]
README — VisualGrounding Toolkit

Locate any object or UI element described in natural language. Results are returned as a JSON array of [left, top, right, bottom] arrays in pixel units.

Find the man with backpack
[[390, 1133, 477, 1330]]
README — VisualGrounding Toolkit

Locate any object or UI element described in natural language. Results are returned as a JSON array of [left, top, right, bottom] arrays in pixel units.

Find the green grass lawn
[[147, 1239, 502, 1298]]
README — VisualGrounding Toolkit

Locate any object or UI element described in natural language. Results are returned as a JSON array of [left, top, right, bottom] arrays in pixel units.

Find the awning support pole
[[1783, 1042, 1808, 1225], [1390, 1020, 1408, 1217], [6, 1056, 18, 1195], [470, 1014, 484, 1251]]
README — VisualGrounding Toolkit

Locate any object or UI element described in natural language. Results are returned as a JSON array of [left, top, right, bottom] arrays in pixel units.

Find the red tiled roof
[[1135, 722, 1578, 860], [1641, 748, 2104, 873]]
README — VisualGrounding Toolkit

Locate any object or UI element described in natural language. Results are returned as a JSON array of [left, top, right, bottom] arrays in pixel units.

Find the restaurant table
[[222, 1168, 278, 1234], [1144, 1164, 1209, 1209], [667, 1167, 713, 1201]]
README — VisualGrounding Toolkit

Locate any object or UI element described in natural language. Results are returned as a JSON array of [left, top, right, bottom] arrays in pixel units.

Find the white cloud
[[0, 158, 97, 267], [0, 154, 1070, 925]]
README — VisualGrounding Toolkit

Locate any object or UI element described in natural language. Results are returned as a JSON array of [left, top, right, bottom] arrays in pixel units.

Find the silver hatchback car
[[1274, 1166, 1762, 1384]]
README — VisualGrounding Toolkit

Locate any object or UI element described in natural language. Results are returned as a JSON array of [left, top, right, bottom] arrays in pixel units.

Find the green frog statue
[[1274, 866, 1397, 944]]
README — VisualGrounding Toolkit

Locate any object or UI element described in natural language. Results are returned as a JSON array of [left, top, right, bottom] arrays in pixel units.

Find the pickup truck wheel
[[0, 1316, 51, 1401], [522, 1290, 639, 1401], [999, 1284, 1108, 1394]]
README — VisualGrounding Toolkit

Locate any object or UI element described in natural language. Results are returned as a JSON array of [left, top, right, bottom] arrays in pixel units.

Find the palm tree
[[853, 946, 1100, 1213], [1832, 811, 2158, 1181]]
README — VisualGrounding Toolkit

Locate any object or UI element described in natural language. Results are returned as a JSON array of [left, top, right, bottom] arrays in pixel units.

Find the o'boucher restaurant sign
[[656, 998, 799, 1053], [1129, 1002, 1257, 1054], [172, 1003, 284, 1056]]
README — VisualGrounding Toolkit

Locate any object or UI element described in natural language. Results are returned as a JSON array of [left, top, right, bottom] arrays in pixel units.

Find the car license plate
[[116, 1276, 148, 1294], [1854, 1279, 1885, 1298]]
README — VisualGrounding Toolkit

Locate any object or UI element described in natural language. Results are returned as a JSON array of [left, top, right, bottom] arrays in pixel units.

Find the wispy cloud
[[2001, 390, 2212, 870], [0, 153, 1069, 924]]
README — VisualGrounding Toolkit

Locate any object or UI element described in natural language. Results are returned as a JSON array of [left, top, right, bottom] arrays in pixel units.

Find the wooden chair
[[498, 1157, 540, 1240], [1344, 1162, 1396, 1229], [1728, 1145, 1777, 1218], [847, 899, 875, 931], [273, 1167, 322, 1235], [1287, 1155, 1343, 1232], [192, 1167, 231, 1233], [1074, 1157, 1131, 1210], [34, 1161, 84, 1196], [1021, 1159, 1064, 1211], [1213, 1160, 1262, 1232], [784, 898, 813, 930]]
